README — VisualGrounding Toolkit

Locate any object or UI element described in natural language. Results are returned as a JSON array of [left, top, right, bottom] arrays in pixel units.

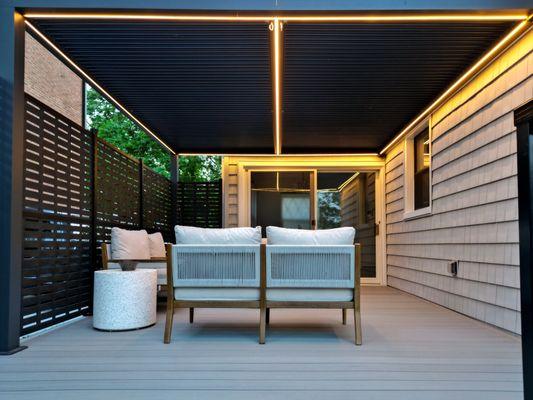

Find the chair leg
[[266, 308, 270, 325], [189, 307, 194, 324], [164, 298, 174, 344], [342, 308, 347, 325], [259, 307, 266, 344], [354, 306, 362, 345]]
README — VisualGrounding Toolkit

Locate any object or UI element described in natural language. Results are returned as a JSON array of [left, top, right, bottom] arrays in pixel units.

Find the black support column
[[0, 7, 26, 355], [170, 154, 179, 228], [515, 99, 533, 398]]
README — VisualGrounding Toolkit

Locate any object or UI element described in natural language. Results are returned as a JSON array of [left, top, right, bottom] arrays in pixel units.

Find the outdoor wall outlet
[[449, 261, 459, 277]]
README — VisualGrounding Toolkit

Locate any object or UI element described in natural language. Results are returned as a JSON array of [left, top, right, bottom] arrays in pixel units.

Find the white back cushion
[[110, 228, 151, 260], [175, 225, 262, 245], [266, 226, 355, 245], [148, 232, 166, 258]]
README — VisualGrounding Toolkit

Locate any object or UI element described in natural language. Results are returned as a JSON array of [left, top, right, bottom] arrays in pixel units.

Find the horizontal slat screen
[[22, 94, 223, 335], [22, 95, 93, 335], [177, 180, 223, 228]]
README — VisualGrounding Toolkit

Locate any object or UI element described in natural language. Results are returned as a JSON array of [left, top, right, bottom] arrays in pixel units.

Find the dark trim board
[[515, 99, 533, 399]]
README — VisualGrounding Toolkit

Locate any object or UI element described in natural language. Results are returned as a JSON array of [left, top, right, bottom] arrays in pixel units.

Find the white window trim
[[403, 117, 432, 220]]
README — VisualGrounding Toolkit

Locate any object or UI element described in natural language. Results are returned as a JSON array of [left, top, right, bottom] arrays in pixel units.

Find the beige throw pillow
[[110, 228, 151, 260]]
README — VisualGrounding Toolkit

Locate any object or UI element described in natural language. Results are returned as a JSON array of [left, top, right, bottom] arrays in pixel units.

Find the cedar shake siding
[[385, 29, 532, 334]]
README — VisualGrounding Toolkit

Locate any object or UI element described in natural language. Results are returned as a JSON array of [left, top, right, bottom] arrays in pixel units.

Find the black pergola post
[[170, 154, 179, 228], [515, 99, 533, 399], [0, 7, 26, 355]]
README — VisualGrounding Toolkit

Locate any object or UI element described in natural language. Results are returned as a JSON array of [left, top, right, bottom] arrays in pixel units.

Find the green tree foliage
[[85, 85, 221, 181], [317, 191, 341, 229]]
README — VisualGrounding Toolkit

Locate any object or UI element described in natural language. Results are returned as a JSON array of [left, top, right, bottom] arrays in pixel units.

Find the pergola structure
[[1, 0, 532, 397]]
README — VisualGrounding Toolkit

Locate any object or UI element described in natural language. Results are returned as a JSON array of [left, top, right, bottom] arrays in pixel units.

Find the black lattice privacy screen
[[21, 94, 222, 335]]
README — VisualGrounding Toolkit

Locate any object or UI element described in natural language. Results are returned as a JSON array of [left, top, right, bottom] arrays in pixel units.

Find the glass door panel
[[251, 171, 313, 236], [317, 171, 377, 279]]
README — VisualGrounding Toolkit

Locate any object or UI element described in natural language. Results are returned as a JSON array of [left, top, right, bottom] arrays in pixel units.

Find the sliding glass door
[[250, 171, 315, 237]]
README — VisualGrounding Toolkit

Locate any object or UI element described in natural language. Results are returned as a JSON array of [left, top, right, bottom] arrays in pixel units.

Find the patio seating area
[[1, 2, 532, 399], [0, 286, 522, 399]]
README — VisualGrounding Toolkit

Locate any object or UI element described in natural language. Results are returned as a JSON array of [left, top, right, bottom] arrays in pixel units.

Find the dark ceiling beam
[[6, 0, 532, 12]]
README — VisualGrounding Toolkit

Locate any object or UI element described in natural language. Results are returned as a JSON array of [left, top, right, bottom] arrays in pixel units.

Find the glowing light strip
[[24, 13, 527, 22], [178, 153, 379, 156], [24, 20, 175, 154], [380, 19, 531, 155], [273, 18, 282, 155]]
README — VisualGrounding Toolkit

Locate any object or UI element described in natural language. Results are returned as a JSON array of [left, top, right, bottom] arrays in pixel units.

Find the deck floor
[[0, 286, 523, 400]]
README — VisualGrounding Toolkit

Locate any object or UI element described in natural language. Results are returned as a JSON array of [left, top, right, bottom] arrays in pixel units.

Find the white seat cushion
[[174, 288, 260, 301], [266, 226, 355, 245], [175, 225, 262, 245], [110, 228, 151, 260], [267, 288, 353, 302], [148, 232, 166, 258], [172, 288, 352, 301]]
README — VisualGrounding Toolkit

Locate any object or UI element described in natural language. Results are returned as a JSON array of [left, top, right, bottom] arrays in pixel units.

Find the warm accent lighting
[[24, 20, 176, 154], [273, 18, 282, 155], [380, 18, 531, 155], [24, 13, 528, 22]]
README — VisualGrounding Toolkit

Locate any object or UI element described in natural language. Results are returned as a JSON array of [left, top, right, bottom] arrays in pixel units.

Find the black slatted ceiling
[[31, 21, 274, 153], [30, 19, 515, 154], [282, 22, 514, 153]]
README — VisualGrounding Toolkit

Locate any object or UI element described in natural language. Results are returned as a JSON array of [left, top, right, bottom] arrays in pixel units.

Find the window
[[404, 122, 431, 219], [414, 128, 430, 210]]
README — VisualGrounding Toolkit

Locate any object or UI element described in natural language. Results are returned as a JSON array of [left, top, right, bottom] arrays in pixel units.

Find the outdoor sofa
[[164, 225, 362, 345]]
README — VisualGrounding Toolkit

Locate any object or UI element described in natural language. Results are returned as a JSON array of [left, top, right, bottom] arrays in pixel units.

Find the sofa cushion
[[148, 232, 166, 258], [267, 288, 353, 302], [110, 228, 151, 260], [108, 261, 167, 285], [175, 225, 262, 245], [174, 287, 260, 301], [266, 226, 355, 245]]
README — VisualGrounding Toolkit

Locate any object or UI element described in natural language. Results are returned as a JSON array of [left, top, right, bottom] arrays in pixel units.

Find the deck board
[[0, 286, 522, 400]]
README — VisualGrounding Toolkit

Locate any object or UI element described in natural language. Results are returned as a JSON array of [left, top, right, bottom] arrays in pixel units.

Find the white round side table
[[93, 269, 157, 331]]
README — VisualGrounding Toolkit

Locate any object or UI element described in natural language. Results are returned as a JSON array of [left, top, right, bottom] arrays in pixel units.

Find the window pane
[[414, 128, 430, 209]]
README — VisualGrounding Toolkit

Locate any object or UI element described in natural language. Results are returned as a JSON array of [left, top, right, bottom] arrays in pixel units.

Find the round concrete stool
[[93, 269, 157, 331]]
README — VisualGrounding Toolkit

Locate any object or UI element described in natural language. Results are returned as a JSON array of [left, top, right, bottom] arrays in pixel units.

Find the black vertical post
[[515, 99, 533, 399], [139, 159, 144, 229], [86, 128, 98, 315], [0, 8, 26, 355], [81, 81, 86, 129], [170, 154, 179, 228]]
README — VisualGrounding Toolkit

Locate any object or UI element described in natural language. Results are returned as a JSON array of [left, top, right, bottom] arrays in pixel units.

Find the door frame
[[236, 159, 386, 286]]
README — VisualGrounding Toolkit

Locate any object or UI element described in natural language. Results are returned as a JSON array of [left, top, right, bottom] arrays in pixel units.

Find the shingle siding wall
[[385, 30, 532, 334], [25, 33, 83, 125]]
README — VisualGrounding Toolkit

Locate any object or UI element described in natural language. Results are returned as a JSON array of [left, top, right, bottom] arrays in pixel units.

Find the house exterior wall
[[24, 32, 83, 125], [384, 29, 532, 334]]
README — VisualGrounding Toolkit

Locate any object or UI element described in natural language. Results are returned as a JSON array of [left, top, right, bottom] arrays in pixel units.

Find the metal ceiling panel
[[282, 22, 514, 153], [29, 18, 516, 154], [31, 20, 274, 154]]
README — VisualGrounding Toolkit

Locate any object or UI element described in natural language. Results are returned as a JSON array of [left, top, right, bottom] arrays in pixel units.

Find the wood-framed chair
[[259, 243, 362, 345], [163, 242, 262, 344]]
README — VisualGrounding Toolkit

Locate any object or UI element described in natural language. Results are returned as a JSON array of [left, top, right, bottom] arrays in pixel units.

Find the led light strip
[[24, 20, 176, 154], [273, 18, 282, 155], [380, 18, 531, 155]]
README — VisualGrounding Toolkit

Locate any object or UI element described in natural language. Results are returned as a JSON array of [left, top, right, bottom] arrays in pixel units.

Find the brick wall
[[25, 32, 83, 125]]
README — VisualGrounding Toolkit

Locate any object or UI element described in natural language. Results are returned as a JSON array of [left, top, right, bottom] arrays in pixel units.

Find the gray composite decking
[[0, 286, 523, 400]]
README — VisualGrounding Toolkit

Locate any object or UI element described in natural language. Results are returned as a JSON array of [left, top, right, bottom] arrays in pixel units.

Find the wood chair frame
[[259, 243, 362, 345]]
